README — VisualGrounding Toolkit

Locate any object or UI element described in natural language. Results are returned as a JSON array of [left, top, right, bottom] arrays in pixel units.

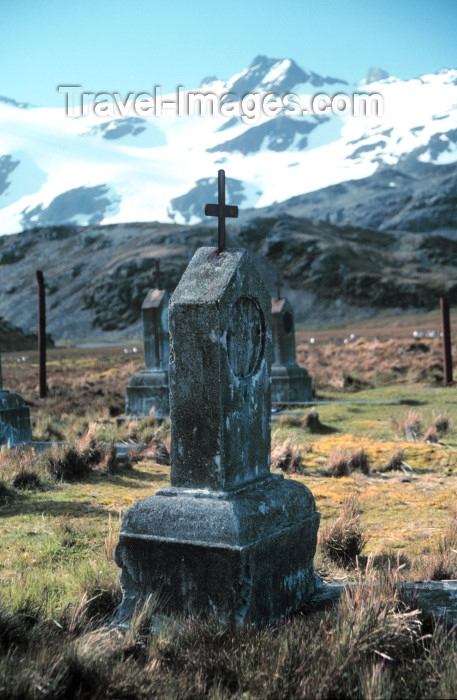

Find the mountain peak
[[213, 55, 348, 95], [199, 74, 218, 88], [0, 58, 456, 237], [363, 67, 390, 85], [0, 94, 32, 110]]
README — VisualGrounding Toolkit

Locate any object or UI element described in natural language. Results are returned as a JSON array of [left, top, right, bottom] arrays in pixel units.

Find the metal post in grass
[[440, 297, 453, 385], [36, 269, 47, 398]]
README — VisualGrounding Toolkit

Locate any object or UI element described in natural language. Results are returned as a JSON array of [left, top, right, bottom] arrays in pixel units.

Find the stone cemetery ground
[[0, 320, 457, 699]]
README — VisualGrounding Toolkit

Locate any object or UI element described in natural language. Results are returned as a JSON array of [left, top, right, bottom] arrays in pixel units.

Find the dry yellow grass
[[1, 342, 456, 582]]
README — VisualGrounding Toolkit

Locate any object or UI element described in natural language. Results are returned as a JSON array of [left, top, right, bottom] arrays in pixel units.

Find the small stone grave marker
[[125, 260, 169, 418], [271, 273, 312, 403], [114, 172, 320, 625], [0, 354, 31, 446]]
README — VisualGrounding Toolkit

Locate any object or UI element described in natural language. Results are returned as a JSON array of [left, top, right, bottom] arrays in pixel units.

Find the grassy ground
[[1, 337, 457, 698]]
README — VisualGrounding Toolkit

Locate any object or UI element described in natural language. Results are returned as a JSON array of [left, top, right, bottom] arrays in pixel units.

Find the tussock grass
[[324, 447, 370, 477], [381, 447, 406, 472], [415, 508, 457, 580], [120, 416, 170, 465], [46, 445, 95, 481], [391, 411, 451, 445], [392, 410, 423, 441], [320, 495, 368, 567], [0, 423, 138, 488], [279, 413, 302, 428], [12, 468, 42, 490], [129, 439, 170, 466], [433, 413, 450, 435], [98, 441, 118, 474], [279, 411, 334, 434], [351, 447, 370, 475], [0, 479, 16, 504], [325, 447, 353, 477], [0, 442, 92, 486], [33, 414, 66, 442], [0, 443, 41, 480], [301, 410, 335, 433], [271, 437, 303, 474], [119, 415, 169, 445], [422, 425, 439, 443], [103, 515, 121, 564], [422, 413, 451, 444], [44, 424, 126, 481], [1, 560, 456, 699], [301, 410, 321, 430]]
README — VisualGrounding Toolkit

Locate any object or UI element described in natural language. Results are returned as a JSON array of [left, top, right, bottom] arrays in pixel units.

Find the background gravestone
[[125, 285, 169, 419], [271, 295, 312, 402], [0, 354, 32, 446], [114, 245, 321, 626]]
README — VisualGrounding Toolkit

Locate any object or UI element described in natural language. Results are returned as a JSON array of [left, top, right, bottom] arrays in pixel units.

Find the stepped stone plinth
[[125, 288, 169, 419], [271, 297, 312, 403], [114, 246, 320, 626]]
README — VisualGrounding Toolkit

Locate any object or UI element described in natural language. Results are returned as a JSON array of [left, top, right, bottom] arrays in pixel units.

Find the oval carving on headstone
[[227, 295, 265, 377]]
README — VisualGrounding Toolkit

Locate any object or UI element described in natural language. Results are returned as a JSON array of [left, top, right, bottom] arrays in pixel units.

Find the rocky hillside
[[238, 215, 457, 311], [0, 214, 455, 343], [0, 223, 201, 340], [0, 316, 53, 353], [241, 162, 457, 234]]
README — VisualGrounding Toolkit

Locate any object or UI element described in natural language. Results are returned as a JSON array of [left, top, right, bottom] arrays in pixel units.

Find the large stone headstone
[[125, 286, 169, 419], [114, 245, 320, 625], [0, 354, 32, 446], [271, 296, 312, 403]]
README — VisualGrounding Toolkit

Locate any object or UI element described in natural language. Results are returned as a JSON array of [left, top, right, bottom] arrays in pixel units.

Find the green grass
[[277, 383, 457, 445], [1, 345, 457, 697]]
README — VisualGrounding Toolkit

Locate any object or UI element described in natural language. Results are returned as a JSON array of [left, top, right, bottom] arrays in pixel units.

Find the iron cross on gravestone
[[204, 169, 238, 252]]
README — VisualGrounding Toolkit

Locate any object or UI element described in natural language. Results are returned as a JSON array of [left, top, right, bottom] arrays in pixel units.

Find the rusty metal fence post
[[36, 270, 47, 398], [440, 297, 453, 386]]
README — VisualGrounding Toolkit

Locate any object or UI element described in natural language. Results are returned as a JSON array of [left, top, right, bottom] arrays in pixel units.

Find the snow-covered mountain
[[0, 55, 456, 236]]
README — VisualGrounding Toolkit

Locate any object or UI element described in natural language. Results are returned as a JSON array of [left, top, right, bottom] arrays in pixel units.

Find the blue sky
[[2, 0, 457, 107]]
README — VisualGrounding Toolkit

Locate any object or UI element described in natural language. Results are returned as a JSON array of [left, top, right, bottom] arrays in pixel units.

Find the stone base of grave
[[114, 473, 321, 626], [125, 370, 169, 419], [0, 390, 32, 446], [271, 364, 313, 403]]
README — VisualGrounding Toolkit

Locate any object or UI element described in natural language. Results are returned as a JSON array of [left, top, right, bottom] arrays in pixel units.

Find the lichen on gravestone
[[114, 171, 321, 626], [125, 260, 170, 419], [0, 353, 32, 446]]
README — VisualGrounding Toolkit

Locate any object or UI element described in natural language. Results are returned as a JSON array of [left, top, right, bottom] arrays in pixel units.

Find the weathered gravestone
[[0, 354, 31, 446], [125, 261, 169, 419], [271, 273, 312, 403], [114, 171, 321, 625]]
